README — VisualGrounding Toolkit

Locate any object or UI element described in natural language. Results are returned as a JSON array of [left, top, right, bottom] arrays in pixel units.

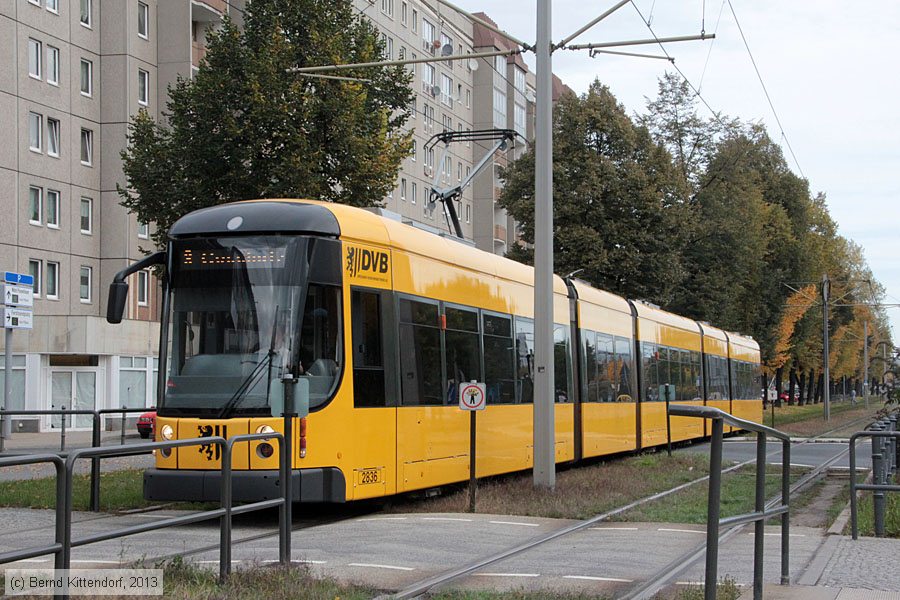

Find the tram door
[[48, 370, 97, 431]]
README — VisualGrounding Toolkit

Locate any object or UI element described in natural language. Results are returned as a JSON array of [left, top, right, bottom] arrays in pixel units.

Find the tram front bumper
[[143, 467, 346, 503]]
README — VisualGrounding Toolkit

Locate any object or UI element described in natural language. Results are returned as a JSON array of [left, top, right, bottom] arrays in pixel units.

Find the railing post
[[850, 434, 859, 540], [279, 431, 289, 565], [665, 383, 672, 457], [753, 432, 766, 599], [60, 405, 66, 452], [873, 436, 885, 537], [219, 440, 232, 582], [780, 439, 790, 585], [705, 417, 724, 600], [120, 406, 127, 446], [0, 411, 5, 453], [90, 412, 101, 512], [282, 374, 297, 565]]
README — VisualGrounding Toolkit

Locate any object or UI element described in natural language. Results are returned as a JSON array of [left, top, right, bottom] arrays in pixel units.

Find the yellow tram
[[106, 199, 762, 503]]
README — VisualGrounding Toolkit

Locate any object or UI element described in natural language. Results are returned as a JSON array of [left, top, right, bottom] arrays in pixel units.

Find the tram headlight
[[160, 424, 174, 441], [255, 425, 275, 435]]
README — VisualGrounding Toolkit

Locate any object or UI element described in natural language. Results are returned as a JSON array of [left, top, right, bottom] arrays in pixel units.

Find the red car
[[136, 411, 157, 439]]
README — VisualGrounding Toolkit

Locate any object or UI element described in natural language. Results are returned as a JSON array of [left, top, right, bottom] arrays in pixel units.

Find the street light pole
[[533, 0, 555, 489], [863, 320, 869, 407], [822, 273, 830, 421]]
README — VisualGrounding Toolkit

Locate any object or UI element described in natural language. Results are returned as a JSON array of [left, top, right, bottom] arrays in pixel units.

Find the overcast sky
[[452, 0, 900, 338]]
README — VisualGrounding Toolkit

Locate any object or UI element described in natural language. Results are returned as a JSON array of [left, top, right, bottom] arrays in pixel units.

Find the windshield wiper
[[216, 307, 281, 420]]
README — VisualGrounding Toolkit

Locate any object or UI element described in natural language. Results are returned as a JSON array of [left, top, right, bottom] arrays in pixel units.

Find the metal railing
[[668, 404, 792, 600], [0, 433, 288, 597], [0, 407, 159, 511], [849, 415, 900, 539]]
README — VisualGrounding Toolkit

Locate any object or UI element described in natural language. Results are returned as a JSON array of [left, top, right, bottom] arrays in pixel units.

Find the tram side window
[[642, 342, 659, 401], [554, 324, 572, 402], [445, 306, 482, 405], [595, 333, 615, 402], [483, 313, 515, 404], [583, 330, 598, 402], [351, 290, 387, 407], [515, 317, 534, 403], [399, 298, 443, 406], [706, 355, 729, 400], [614, 336, 634, 401], [300, 284, 343, 405]]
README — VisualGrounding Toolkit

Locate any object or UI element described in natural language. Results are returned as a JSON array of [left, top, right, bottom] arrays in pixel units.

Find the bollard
[[60, 405, 66, 452], [120, 406, 127, 446], [872, 436, 886, 537]]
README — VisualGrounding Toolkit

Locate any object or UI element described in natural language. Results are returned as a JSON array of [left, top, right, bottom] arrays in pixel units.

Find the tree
[[499, 81, 689, 304], [120, 0, 413, 248]]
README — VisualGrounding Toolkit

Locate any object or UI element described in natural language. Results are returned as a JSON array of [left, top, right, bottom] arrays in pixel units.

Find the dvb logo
[[347, 246, 389, 278]]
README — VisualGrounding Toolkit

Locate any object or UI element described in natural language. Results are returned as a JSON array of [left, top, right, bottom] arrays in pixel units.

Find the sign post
[[2, 272, 35, 445], [460, 380, 486, 512]]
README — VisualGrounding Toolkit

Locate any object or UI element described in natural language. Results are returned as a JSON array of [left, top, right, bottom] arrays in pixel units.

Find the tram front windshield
[[164, 235, 342, 417]]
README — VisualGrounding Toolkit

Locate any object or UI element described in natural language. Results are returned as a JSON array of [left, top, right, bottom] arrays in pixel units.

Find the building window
[[495, 55, 506, 75], [466, 89, 471, 108], [440, 73, 453, 106], [381, 0, 393, 17], [138, 2, 149, 38], [47, 118, 60, 157], [401, 1, 407, 25], [138, 69, 149, 105], [46, 261, 59, 299], [411, 140, 416, 161], [119, 356, 149, 408], [80, 59, 92, 96], [80, 0, 91, 27], [46, 0, 58, 13], [411, 181, 417, 205], [423, 63, 435, 87], [28, 39, 42, 79], [28, 0, 41, 6], [514, 67, 526, 92], [29, 186, 42, 224], [0, 355, 27, 412], [138, 221, 149, 239], [46, 190, 60, 228], [80, 197, 92, 234], [137, 270, 149, 306], [28, 112, 42, 152], [514, 102, 526, 136], [465, 203, 470, 223], [80, 128, 93, 166], [28, 260, 42, 297], [493, 87, 507, 129], [47, 46, 59, 85], [400, 178, 407, 201], [411, 8, 417, 33], [79, 266, 92, 303], [422, 19, 435, 50]]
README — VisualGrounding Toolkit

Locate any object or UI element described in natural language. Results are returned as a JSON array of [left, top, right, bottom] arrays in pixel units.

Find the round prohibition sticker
[[459, 382, 486, 411]]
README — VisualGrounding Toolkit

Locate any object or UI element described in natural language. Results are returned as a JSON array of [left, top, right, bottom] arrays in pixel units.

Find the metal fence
[[0, 407, 158, 511], [849, 413, 900, 539], [668, 404, 792, 600], [0, 433, 289, 598]]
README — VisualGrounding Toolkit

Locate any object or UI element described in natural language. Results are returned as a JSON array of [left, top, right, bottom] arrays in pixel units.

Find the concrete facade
[[0, 0, 547, 431]]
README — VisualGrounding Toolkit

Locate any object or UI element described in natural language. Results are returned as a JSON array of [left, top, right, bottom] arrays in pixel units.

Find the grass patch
[[852, 485, 900, 538], [769, 402, 879, 437], [388, 452, 712, 520], [615, 465, 804, 524], [674, 576, 741, 600], [0, 469, 152, 511]]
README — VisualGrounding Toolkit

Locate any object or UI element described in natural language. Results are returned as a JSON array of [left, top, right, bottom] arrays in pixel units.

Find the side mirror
[[106, 281, 129, 324]]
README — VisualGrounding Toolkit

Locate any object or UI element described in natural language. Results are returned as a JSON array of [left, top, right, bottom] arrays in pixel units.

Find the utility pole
[[533, 0, 555, 490], [822, 273, 830, 421], [863, 320, 869, 407]]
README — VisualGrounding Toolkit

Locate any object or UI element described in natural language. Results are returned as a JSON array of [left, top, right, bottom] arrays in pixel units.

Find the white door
[[49, 370, 97, 430]]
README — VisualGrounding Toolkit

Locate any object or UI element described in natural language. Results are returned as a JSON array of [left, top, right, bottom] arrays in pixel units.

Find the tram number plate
[[357, 467, 382, 485]]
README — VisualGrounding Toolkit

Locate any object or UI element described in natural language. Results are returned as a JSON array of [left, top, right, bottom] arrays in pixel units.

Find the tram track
[[386, 412, 877, 599]]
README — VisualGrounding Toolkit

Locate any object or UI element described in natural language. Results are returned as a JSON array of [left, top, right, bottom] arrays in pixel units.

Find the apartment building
[[0, 0, 544, 431]]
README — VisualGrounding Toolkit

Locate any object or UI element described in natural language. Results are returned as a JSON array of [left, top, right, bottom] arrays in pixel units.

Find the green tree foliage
[[498, 81, 689, 304], [119, 0, 413, 248]]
